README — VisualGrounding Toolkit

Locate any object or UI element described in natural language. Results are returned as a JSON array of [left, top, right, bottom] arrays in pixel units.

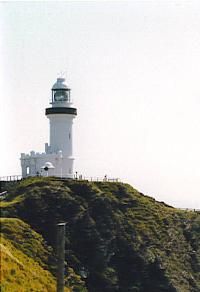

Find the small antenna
[[58, 71, 67, 79]]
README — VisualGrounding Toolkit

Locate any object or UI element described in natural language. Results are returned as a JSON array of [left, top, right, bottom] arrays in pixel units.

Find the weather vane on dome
[[58, 71, 67, 79]]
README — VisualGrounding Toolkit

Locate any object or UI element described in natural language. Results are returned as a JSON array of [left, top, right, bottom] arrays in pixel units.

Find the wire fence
[[73, 176, 120, 182], [178, 208, 200, 212], [0, 175, 120, 183], [0, 175, 22, 182]]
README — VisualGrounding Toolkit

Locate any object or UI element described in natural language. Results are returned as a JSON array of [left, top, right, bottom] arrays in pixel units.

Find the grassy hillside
[[1, 177, 200, 291], [0, 218, 68, 292]]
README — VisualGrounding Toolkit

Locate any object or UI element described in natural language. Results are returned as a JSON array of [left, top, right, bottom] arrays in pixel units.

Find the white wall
[[48, 114, 74, 156], [21, 152, 74, 178]]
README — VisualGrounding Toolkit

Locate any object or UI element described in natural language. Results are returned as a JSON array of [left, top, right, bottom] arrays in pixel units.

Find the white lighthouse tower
[[20, 77, 77, 178]]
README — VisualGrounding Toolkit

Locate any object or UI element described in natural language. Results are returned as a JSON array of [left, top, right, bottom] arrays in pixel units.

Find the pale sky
[[1, 1, 200, 208]]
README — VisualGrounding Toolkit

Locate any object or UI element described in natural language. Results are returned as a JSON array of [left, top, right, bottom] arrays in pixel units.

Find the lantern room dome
[[52, 78, 69, 90]]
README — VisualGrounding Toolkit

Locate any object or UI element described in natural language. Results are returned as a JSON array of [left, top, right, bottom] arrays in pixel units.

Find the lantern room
[[51, 77, 71, 105]]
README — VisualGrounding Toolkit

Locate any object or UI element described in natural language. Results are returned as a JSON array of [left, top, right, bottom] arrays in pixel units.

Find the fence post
[[57, 222, 66, 292]]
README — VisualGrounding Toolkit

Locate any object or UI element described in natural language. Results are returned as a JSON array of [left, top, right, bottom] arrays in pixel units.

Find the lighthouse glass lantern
[[51, 78, 71, 104]]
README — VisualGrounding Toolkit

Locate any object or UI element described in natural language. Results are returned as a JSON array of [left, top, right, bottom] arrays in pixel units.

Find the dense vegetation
[[1, 177, 200, 291]]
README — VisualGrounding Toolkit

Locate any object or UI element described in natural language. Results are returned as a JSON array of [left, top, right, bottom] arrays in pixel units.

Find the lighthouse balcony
[[45, 107, 77, 116]]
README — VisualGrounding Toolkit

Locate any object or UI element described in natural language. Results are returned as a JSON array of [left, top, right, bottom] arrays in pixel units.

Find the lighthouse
[[20, 77, 77, 178]]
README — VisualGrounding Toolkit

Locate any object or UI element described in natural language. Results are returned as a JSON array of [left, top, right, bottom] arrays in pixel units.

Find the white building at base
[[20, 77, 77, 178]]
